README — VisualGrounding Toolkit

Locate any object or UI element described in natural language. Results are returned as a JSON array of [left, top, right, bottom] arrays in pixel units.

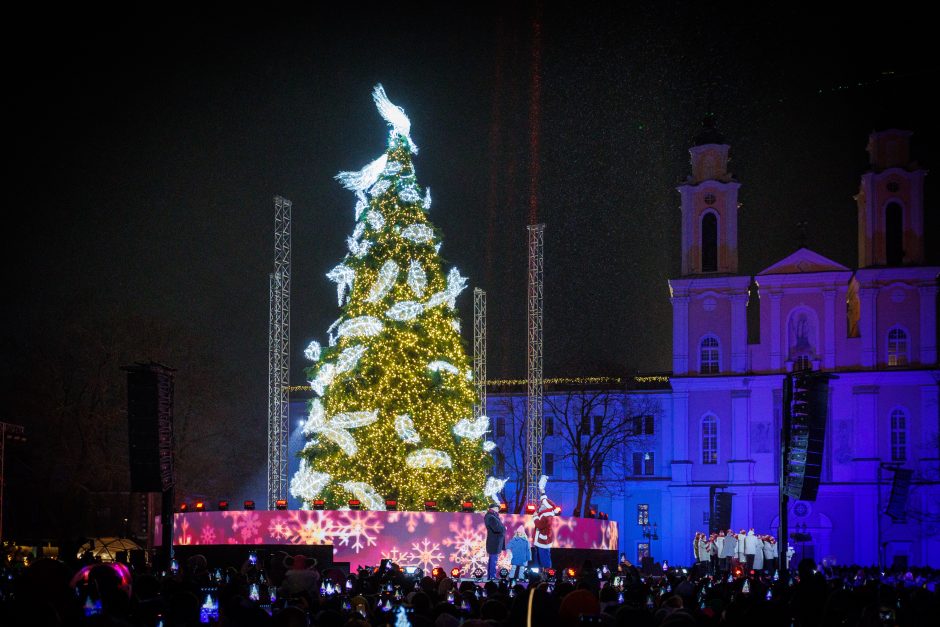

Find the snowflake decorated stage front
[[156, 511, 617, 571]]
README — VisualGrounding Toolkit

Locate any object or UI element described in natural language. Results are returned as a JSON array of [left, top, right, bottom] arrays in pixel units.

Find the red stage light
[[194, 501, 205, 512], [546, 568, 556, 577], [275, 499, 288, 510], [424, 500, 438, 512], [431, 567, 444, 579], [178, 503, 189, 513], [313, 499, 325, 510], [525, 503, 536, 515], [217, 500, 229, 511], [587, 508, 597, 519], [348, 499, 362, 510], [385, 499, 398, 510], [244, 500, 255, 510], [451, 567, 461, 578], [461, 501, 474, 512], [499, 502, 508, 513]]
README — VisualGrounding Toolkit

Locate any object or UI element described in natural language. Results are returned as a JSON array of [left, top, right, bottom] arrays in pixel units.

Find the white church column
[[823, 289, 836, 369], [671, 392, 691, 483], [672, 295, 690, 374], [770, 292, 782, 370], [729, 389, 754, 484], [852, 385, 880, 482], [919, 285, 938, 365], [731, 293, 748, 373], [860, 287, 878, 368]]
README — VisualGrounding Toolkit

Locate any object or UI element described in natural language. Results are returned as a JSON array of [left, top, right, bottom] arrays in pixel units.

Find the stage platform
[[156, 510, 618, 573]]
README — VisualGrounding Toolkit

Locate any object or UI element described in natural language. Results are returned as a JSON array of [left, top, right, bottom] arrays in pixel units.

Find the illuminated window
[[637, 504, 649, 525], [702, 414, 718, 465], [633, 452, 655, 476], [700, 336, 720, 374], [890, 408, 908, 462], [887, 327, 908, 366]]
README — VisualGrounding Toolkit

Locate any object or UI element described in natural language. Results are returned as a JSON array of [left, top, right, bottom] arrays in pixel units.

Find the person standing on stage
[[719, 529, 736, 573], [736, 529, 747, 567], [507, 525, 530, 580], [744, 528, 758, 572], [533, 475, 561, 569], [707, 532, 719, 575], [484, 503, 505, 580]]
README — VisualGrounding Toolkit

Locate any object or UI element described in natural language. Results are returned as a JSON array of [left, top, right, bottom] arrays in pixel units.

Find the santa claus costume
[[532, 475, 561, 569]]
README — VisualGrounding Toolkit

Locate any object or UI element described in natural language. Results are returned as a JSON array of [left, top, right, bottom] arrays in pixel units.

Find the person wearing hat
[[533, 475, 561, 569], [507, 525, 530, 580], [484, 503, 505, 580], [280, 553, 320, 598]]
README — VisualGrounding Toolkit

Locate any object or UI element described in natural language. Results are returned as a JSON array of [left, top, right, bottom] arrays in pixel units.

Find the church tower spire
[[677, 117, 741, 275]]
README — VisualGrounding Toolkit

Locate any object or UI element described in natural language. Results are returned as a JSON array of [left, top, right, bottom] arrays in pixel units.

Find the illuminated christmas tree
[[290, 85, 492, 511]]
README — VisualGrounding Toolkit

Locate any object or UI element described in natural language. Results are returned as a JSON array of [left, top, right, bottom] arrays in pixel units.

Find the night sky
[[4, 4, 937, 508]]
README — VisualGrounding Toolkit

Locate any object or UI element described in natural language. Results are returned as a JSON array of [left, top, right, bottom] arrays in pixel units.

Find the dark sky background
[[4, 3, 937, 506]]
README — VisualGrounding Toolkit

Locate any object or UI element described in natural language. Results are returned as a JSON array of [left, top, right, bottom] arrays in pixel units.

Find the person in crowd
[[507, 525, 530, 580], [484, 502, 506, 580], [280, 554, 320, 599]]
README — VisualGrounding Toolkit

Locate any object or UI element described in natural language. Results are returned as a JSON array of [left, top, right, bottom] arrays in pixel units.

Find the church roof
[[757, 248, 850, 275]]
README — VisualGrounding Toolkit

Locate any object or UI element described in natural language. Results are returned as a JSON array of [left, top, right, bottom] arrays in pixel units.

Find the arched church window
[[886, 202, 903, 265], [700, 336, 720, 374], [890, 408, 908, 462], [702, 414, 718, 464], [887, 327, 908, 366], [702, 212, 718, 272], [846, 277, 860, 338]]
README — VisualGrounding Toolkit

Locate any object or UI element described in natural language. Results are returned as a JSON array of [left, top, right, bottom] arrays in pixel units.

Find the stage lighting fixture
[[431, 567, 445, 580], [586, 508, 597, 519], [217, 500, 229, 511], [525, 503, 536, 515], [275, 499, 288, 510], [313, 499, 325, 510], [451, 567, 461, 579], [499, 502, 508, 514], [526, 566, 541, 583], [385, 499, 398, 511], [194, 501, 205, 512], [566, 567, 577, 579], [474, 569, 485, 580], [244, 500, 256, 510], [178, 503, 189, 513], [461, 501, 474, 513], [546, 568, 556, 579], [403, 566, 419, 576], [498, 567, 509, 579], [348, 499, 362, 510], [424, 500, 438, 512]]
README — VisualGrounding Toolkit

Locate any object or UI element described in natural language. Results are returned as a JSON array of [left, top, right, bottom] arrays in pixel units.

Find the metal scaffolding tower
[[473, 288, 487, 419], [525, 224, 545, 506], [267, 196, 292, 509]]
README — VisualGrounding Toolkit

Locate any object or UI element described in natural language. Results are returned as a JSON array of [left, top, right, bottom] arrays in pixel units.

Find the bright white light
[[394, 414, 420, 443], [326, 264, 355, 306], [399, 186, 420, 203], [453, 415, 489, 440], [334, 344, 368, 374], [428, 360, 460, 375], [372, 84, 416, 152], [366, 260, 399, 303], [423, 188, 432, 210], [336, 154, 389, 192], [311, 363, 336, 397], [289, 461, 331, 501], [425, 268, 467, 310], [327, 317, 342, 347], [304, 340, 321, 362], [355, 191, 368, 221], [383, 161, 403, 176], [386, 300, 423, 321], [369, 179, 391, 197], [483, 441, 497, 452], [347, 236, 371, 258], [338, 316, 384, 339], [330, 410, 379, 429], [320, 425, 358, 456], [465, 369, 473, 381], [352, 221, 366, 241], [451, 319, 461, 333], [483, 476, 508, 505], [407, 260, 426, 297], [366, 209, 385, 231], [341, 481, 386, 511], [303, 399, 326, 434], [406, 449, 453, 469], [399, 224, 435, 244]]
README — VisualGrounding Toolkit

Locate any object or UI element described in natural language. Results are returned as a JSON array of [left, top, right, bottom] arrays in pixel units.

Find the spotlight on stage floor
[[526, 566, 541, 583], [178, 503, 189, 513], [385, 499, 398, 511], [243, 500, 255, 511], [525, 503, 536, 515], [461, 501, 474, 513], [424, 500, 438, 512], [498, 567, 509, 580], [473, 569, 484, 581], [349, 499, 362, 511], [431, 567, 445, 581], [499, 502, 508, 514], [313, 499, 325, 510], [275, 499, 288, 510], [450, 567, 461, 579], [217, 500, 229, 511], [194, 501, 206, 512]]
